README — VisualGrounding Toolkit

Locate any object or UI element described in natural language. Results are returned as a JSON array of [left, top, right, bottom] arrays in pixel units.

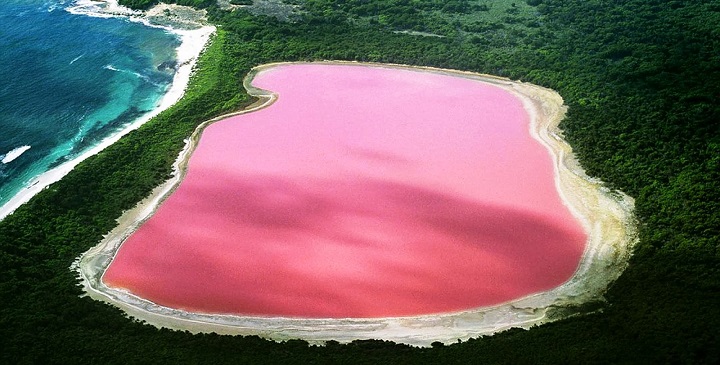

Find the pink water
[[103, 64, 586, 318]]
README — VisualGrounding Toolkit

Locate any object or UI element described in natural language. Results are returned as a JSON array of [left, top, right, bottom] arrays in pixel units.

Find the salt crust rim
[[74, 61, 637, 347]]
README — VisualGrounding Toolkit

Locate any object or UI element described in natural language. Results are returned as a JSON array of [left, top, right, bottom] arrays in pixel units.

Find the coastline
[[75, 61, 637, 347], [0, 1, 215, 220]]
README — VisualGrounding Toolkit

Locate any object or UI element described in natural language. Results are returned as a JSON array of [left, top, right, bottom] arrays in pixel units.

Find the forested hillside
[[1, 0, 718, 363]]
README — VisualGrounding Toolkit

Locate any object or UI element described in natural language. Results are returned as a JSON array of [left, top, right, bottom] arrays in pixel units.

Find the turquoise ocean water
[[0, 0, 180, 209]]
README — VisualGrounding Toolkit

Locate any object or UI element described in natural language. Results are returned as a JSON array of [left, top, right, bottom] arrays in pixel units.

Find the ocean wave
[[70, 54, 85, 65], [1, 145, 31, 164], [44, 0, 71, 13], [104, 64, 160, 86], [66, 0, 139, 19], [65, 0, 181, 34]]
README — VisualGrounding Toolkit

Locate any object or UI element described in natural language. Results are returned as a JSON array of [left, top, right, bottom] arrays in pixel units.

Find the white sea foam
[[1, 146, 31, 164], [67, 0, 176, 31], [104, 64, 157, 85], [70, 54, 84, 65], [66, 0, 139, 19]]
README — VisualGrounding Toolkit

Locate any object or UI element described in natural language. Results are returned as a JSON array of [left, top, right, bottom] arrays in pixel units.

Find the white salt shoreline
[[0, 1, 215, 220], [75, 61, 637, 347]]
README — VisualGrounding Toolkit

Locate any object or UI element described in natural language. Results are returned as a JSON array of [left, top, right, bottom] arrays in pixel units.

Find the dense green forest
[[1, 0, 718, 363]]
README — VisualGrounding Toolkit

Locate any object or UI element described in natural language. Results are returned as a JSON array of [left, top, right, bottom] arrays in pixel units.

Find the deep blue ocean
[[0, 0, 180, 209]]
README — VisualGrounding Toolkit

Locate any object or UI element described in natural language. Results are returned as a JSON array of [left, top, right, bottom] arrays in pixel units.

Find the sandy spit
[[74, 61, 637, 347]]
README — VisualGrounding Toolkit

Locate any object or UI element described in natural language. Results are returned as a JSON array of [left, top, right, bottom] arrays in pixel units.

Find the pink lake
[[103, 64, 586, 318]]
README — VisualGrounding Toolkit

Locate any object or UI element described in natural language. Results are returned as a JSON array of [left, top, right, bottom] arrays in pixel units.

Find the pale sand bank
[[0, 1, 214, 220], [75, 61, 636, 347]]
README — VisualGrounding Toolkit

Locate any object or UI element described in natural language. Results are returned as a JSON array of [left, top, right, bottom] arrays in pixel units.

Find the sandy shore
[[0, 1, 215, 220], [75, 61, 637, 347]]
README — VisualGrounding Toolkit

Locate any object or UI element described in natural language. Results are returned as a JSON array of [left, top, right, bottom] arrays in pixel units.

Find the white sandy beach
[[75, 61, 637, 347], [0, 1, 215, 220]]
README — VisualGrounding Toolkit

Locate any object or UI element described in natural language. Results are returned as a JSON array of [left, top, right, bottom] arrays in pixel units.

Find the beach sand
[[75, 61, 637, 347], [0, 1, 215, 220]]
